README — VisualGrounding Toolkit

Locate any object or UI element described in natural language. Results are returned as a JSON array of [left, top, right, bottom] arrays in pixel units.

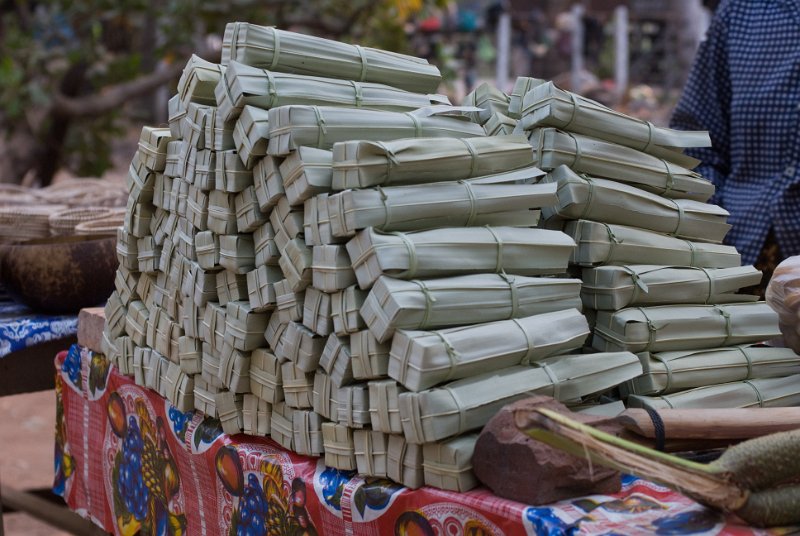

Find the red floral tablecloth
[[54, 345, 779, 536]]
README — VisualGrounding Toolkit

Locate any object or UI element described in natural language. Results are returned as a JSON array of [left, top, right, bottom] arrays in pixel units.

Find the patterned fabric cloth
[[54, 346, 782, 536], [670, 0, 800, 266], [0, 300, 78, 358]]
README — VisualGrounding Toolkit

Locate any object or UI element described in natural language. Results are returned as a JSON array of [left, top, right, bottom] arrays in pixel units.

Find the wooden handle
[[618, 408, 800, 440], [620, 431, 738, 453]]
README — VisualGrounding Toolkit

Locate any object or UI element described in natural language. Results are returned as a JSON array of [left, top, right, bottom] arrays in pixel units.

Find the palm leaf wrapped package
[[267, 105, 485, 156], [222, 22, 442, 93]]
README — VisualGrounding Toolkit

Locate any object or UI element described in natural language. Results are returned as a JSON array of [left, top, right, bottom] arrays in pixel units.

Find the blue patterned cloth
[[670, 0, 800, 265], [0, 301, 78, 358]]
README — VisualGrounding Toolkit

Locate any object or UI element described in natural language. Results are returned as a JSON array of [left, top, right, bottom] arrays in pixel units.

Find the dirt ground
[[1, 390, 73, 535]]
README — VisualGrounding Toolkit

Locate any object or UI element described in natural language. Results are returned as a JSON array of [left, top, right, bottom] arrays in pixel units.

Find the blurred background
[[0, 0, 718, 189]]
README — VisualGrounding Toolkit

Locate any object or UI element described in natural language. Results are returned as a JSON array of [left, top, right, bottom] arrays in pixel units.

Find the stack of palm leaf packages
[[101, 23, 645, 493], [513, 79, 800, 412]]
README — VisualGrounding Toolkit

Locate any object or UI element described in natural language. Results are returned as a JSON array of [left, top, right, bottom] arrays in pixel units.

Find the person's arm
[[670, 3, 732, 206]]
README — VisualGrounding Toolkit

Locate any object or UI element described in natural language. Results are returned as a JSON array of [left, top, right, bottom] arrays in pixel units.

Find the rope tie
[[637, 307, 659, 350], [312, 288, 324, 320], [579, 175, 596, 220], [539, 363, 561, 400], [458, 180, 479, 226], [222, 351, 234, 386], [207, 308, 218, 350], [715, 305, 733, 347], [222, 68, 237, 107], [376, 185, 393, 228], [312, 107, 327, 149], [335, 292, 349, 330], [443, 386, 468, 433], [669, 199, 685, 236], [736, 346, 754, 379], [699, 267, 715, 304], [511, 318, 536, 365], [743, 380, 765, 407], [181, 145, 193, 179], [652, 353, 674, 394], [349, 80, 364, 107], [376, 386, 391, 426], [412, 279, 437, 329], [459, 138, 479, 177], [375, 141, 399, 185], [404, 112, 423, 138], [661, 159, 675, 196], [567, 131, 583, 170], [320, 374, 331, 411], [641, 120, 656, 153], [499, 272, 520, 318], [533, 127, 547, 162], [230, 22, 242, 62], [622, 266, 650, 304], [604, 223, 622, 264], [392, 231, 419, 279], [397, 432, 408, 463], [269, 27, 281, 70], [685, 239, 697, 267], [345, 387, 355, 427], [220, 401, 238, 423], [484, 226, 504, 273], [362, 431, 374, 475], [354, 45, 369, 81], [563, 92, 582, 130], [264, 70, 278, 108], [300, 412, 312, 449], [434, 331, 460, 382]]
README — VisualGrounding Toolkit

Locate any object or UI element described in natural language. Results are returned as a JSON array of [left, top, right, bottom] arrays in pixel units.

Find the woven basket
[[0, 184, 38, 206], [74, 215, 124, 236], [49, 207, 116, 236], [0, 184, 31, 195], [38, 179, 128, 208], [0, 205, 67, 244]]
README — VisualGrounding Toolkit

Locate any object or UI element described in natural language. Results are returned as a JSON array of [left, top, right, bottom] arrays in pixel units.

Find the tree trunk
[[0, 124, 35, 185], [33, 62, 88, 187]]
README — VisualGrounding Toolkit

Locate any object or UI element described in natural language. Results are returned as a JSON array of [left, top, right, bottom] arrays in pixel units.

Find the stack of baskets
[[100, 23, 646, 494], [0, 179, 127, 243]]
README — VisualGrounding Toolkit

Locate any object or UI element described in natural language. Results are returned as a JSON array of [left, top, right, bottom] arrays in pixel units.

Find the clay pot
[[0, 234, 118, 314]]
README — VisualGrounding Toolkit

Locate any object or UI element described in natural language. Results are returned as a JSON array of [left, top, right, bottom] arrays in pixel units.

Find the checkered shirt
[[670, 0, 800, 265]]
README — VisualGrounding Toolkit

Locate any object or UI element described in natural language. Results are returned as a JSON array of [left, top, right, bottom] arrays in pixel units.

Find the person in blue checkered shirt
[[670, 0, 800, 294]]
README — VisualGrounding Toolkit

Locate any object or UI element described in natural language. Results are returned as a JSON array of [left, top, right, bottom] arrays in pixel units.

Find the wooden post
[[571, 4, 585, 94], [614, 5, 629, 104], [496, 10, 512, 92]]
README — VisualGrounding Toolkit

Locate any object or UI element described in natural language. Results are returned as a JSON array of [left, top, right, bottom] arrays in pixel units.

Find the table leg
[[0, 481, 4, 536], [0, 485, 106, 535]]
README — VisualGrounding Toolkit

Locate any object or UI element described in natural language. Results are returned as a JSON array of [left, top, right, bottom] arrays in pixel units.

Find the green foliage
[[64, 113, 121, 178], [0, 0, 443, 182]]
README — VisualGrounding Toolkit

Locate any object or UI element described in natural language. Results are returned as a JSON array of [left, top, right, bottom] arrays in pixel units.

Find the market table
[[53, 344, 782, 536], [0, 300, 78, 395], [0, 301, 105, 535]]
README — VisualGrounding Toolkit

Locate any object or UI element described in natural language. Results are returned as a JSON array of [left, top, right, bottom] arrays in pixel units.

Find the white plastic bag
[[765, 255, 800, 352]]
